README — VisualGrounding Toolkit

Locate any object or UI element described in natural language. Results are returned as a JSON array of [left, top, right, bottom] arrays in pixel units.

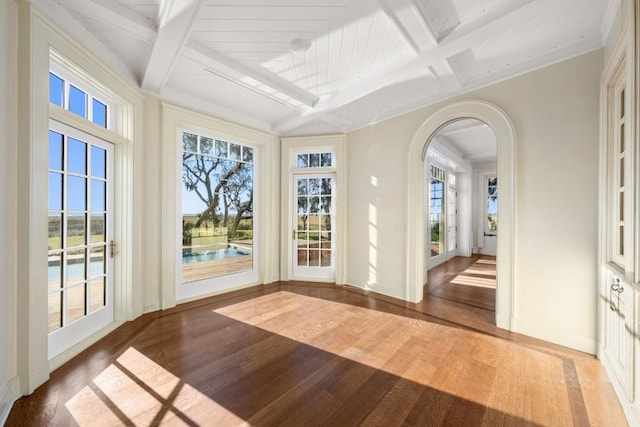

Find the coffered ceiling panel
[[41, 0, 615, 136]]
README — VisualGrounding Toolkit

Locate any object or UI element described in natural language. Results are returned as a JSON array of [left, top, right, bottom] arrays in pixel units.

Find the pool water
[[182, 246, 250, 264]]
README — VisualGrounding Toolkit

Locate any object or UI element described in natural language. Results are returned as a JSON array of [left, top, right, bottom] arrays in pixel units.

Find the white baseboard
[[0, 376, 20, 425]]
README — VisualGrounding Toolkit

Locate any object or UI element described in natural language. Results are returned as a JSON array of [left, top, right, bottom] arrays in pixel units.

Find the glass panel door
[[48, 121, 114, 359], [447, 185, 457, 259], [293, 174, 335, 279]]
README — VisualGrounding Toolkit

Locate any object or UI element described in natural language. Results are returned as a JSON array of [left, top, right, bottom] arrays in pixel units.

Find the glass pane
[[91, 146, 106, 179], [67, 177, 87, 211], [200, 137, 214, 156], [49, 73, 64, 107], [69, 85, 87, 118], [89, 245, 107, 277], [215, 140, 228, 157], [620, 158, 625, 187], [321, 178, 332, 195], [309, 250, 320, 266], [183, 133, 198, 152], [48, 172, 62, 210], [67, 214, 86, 247], [310, 153, 320, 167], [297, 232, 308, 247], [321, 197, 331, 214], [89, 277, 106, 313], [320, 215, 332, 231], [297, 214, 308, 230], [90, 214, 105, 244], [620, 226, 624, 256], [308, 232, 320, 246], [66, 284, 86, 324], [620, 89, 625, 119], [67, 138, 87, 175], [620, 192, 624, 221], [67, 248, 86, 286], [620, 123, 625, 153], [297, 179, 308, 196], [229, 143, 241, 161], [92, 99, 107, 128], [48, 214, 62, 250], [48, 291, 62, 333], [297, 249, 308, 266], [48, 252, 62, 291], [297, 154, 308, 168], [89, 246, 106, 277], [242, 147, 253, 163], [320, 250, 331, 267], [297, 197, 308, 214], [321, 153, 332, 167], [309, 197, 320, 214], [49, 131, 63, 170], [309, 179, 321, 195], [321, 234, 332, 248], [91, 180, 106, 211]]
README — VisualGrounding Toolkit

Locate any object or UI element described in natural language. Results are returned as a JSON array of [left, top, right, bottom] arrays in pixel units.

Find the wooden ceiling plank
[[274, 0, 541, 133], [57, 0, 156, 43]]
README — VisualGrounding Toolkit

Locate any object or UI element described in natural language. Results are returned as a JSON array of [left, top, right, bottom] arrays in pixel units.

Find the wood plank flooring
[[7, 258, 627, 426]]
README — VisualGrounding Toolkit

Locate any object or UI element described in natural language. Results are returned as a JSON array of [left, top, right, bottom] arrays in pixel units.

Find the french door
[[47, 120, 114, 359], [293, 174, 335, 279]]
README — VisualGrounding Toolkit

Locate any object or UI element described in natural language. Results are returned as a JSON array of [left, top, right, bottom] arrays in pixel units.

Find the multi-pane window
[[486, 177, 498, 234], [182, 132, 254, 283], [297, 152, 333, 168], [48, 129, 109, 332], [430, 165, 445, 257], [49, 72, 108, 128], [295, 177, 334, 268]]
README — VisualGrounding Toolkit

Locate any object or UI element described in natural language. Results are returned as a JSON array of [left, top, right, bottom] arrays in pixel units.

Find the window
[[49, 72, 109, 128], [297, 151, 333, 168], [430, 165, 445, 257], [182, 132, 254, 283], [486, 176, 498, 235]]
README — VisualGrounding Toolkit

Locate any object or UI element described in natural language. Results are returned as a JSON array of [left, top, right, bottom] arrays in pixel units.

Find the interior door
[[47, 120, 114, 359], [293, 174, 335, 280]]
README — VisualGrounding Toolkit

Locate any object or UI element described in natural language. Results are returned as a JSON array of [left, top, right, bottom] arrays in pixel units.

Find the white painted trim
[[15, 4, 143, 394], [602, 0, 623, 44], [0, 376, 20, 426], [407, 100, 515, 330], [161, 103, 279, 309], [280, 135, 347, 284]]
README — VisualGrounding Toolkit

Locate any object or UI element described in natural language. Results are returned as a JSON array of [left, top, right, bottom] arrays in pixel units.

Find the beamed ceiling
[[36, 0, 616, 135]]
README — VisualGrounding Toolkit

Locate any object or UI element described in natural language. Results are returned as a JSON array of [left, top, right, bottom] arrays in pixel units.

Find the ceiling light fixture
[[290, 38, 311, 53]]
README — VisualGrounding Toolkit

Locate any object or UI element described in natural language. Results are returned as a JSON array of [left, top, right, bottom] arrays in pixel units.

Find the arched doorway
[[406, 100, 515, 330]]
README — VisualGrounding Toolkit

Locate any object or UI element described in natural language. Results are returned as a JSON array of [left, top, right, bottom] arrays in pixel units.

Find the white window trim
[[161, 103, 279, 308], [17, 5, 143, 392], [280, 135, 347, 284]]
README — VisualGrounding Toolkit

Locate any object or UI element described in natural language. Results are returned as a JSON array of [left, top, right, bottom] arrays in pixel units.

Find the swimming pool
[[182, 246, 250, 264]]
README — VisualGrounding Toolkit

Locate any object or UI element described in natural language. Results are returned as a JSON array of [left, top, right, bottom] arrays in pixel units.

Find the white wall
[[0, 0, 19, 421], [347, 49, 603, 353]]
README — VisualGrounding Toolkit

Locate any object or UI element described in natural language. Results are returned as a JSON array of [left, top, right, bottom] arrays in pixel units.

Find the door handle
[[109, 240, 117, 258]]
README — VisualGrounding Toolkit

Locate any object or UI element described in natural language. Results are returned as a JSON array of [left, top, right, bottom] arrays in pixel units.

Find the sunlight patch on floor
[[212, 291, 573, 425], [66, 347, 250, 426], [450, 275, 497, 288]]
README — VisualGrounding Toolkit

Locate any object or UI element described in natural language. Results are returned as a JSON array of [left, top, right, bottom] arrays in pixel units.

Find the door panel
[[47, 121, 114, 359], [293, 175, 335, 279]]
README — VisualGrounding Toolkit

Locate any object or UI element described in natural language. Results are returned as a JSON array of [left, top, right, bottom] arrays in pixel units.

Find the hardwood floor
[[7, 266, 627, 426]]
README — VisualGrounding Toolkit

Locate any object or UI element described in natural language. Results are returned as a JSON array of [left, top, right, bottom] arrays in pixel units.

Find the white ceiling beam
[[56, 0, 317, 107], [56, 0, 156, 43], [141, 0, 205, 93], [274, 0, 540, 133], [183, 42, 319, 108]]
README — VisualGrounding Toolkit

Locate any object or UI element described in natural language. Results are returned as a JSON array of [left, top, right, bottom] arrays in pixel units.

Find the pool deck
[[182, 252, 253, 283]]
